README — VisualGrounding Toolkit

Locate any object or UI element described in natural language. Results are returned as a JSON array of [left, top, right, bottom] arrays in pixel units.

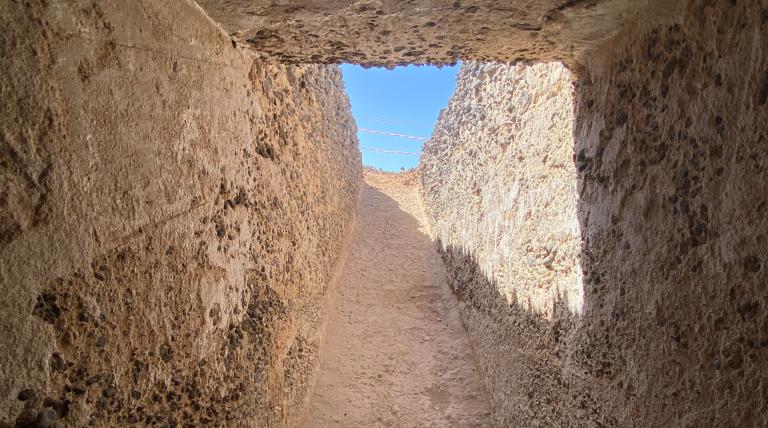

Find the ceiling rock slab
[[194, 0, 649, 67]]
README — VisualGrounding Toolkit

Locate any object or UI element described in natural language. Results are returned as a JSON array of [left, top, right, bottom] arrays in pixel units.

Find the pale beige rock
[[420, 61, 587, 426], [1, 0, 767, 426], [194, 0, 650, 68], [421, 61, 580, 317], [419, 1, 768, 426], [0, 0, 360, 425]]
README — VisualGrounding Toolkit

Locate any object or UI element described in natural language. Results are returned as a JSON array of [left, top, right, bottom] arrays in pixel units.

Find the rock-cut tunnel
[[1, 0, 767, 426]]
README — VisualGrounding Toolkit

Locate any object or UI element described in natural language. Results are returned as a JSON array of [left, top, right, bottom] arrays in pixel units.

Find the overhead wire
[[358, 128, 428, 141], [361, 147, 420, 155], [356, 116, 431, 155]]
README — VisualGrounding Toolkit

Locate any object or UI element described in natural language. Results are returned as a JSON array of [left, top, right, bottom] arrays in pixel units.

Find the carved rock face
[[195, 0, 648, 67]]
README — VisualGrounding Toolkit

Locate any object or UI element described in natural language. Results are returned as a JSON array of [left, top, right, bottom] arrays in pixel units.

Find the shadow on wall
[[418, 61, 598, 425], [304, 180, 493, 426], [434, 2, 768, 426], [435, 241, 612, 427], [567, 3, 768, 425]]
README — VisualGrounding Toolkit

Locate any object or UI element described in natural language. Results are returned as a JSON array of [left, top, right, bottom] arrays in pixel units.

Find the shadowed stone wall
[[571, 1, 768, 424], [0, 0, 360, 425], [420, 62, 590, 425], [2, 0, 767, 426], [420, 0, 768, 425], [195, 0, 649, 67]]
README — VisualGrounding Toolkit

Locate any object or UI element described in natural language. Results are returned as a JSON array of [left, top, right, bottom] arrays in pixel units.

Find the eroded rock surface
[[2, 0, 768, 426], [572, 0, 768, 424], [195, 0, 649, 67], [420, 0, 768, 425], [420, 62, 589, 425], [0, 0, 360, 425]]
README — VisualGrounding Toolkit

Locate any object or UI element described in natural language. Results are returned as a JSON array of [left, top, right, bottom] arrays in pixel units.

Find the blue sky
[[341, 63, 459, 171]]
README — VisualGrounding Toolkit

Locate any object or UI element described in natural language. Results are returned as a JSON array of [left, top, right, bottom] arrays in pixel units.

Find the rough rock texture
[[420, 0, 768, 426], [571, 0, 768, 425], [420, 62, 590, 426], [194, 0, 649, 67], [3, 0, 768, 426], [304, 171, 492, 426], [0, 0, 360, 426]]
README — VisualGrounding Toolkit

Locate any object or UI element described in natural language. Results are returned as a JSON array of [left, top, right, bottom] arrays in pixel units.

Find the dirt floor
[[301, 171, 492, 427]]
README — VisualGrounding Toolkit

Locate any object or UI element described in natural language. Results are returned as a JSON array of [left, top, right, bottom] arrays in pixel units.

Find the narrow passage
[[302, 171, 492, 427]]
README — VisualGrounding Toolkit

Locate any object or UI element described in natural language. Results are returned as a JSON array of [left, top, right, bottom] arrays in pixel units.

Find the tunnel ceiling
[[195, 0, 650, 67]]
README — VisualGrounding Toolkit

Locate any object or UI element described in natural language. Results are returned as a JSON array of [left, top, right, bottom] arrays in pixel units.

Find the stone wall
[[3, 0, 766, 426], [571, 0, 768, 425], [419, 62, 592, 425], [194, 0, 648, 67], [0, 0, 360, 426], [420, 0, 768, 425]]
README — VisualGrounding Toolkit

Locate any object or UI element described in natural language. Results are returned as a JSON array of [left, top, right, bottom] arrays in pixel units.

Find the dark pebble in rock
[[744, 255, 762, 273], [95, 336, 108, 347], [17, 389, 35, 401], [36, 407, 58, 428]]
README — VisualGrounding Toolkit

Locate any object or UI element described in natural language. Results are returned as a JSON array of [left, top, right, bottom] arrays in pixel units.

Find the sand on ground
[[302, 171, 492, 427]]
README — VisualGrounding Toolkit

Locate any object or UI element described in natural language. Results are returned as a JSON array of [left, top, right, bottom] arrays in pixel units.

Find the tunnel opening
[[417, 60, 591, 426], [2, 0, 767, 427], [340, 63, 459, 171], [302, 57, 591, 426]]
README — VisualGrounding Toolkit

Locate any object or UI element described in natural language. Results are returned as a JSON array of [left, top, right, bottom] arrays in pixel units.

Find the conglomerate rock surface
[[194, 0, 650, 67], [420, 62, 589, 426], [570, 1, 768, 424], [2, 0, 768, 426], [419, 1, 768, 425], [0, 0, 360, 425]]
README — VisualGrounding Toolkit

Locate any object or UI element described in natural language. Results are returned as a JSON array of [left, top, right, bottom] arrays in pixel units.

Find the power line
[[361, 147, 420, 155], [359, 128, 428, 141], [357, 115, 433, 128]]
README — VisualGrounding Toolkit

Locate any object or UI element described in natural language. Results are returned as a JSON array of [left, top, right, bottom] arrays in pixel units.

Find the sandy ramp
[[302, 171, 492, 427]]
